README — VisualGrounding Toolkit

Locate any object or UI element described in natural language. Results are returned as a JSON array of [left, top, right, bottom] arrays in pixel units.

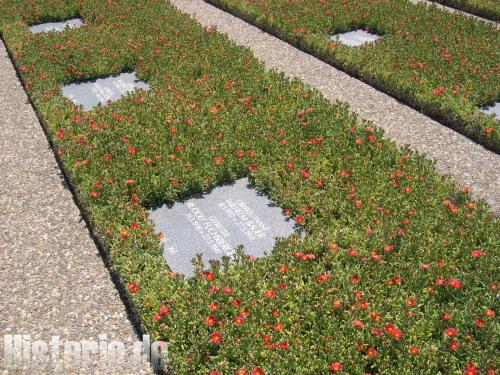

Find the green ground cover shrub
[[0, 0, 498, 374], [430, 0, 500, 22], [200, 0, 500, 153]]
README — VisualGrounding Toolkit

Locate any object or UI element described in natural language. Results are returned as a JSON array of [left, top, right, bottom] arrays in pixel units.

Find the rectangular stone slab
[[29, 18, 83, 34], [149, 178, 299, 276], [481, 102, 500, 119], [61, 72, 150, 110], [330, 29, 380, 47]]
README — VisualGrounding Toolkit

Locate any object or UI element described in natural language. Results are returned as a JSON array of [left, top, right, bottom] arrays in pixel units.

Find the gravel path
[[0, 40, 152, 374], [172, 0, 500, 214]]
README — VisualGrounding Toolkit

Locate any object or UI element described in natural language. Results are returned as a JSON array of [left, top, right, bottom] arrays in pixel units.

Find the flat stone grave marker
[[330, 29, 380, 47], [29, 18, 83, 34], [481, 102, 500, 119], [62, 72, 150, 110], [149, 178, 300, 276]]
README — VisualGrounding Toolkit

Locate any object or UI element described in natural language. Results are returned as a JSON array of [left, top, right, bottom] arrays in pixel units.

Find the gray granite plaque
[[62, 72, 150, 110], [481, 102, 499, 119], [330, 29, 380, 47], [29, 18, 83, 34], [149, 178, 299, 276]]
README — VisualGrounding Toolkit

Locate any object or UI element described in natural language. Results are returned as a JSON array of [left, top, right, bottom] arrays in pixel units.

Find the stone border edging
[[409, 0, 499, 27]]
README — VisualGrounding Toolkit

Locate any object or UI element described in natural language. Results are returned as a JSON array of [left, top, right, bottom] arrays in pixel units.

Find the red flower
[[351, 275, 361, 284], [384, 323, 403, 340], [209, 302, 219, 311], [215, 156, 224, 165], [443, 312, 452, 321], [348, 248, 358, 256], [130, 223, 140, 230], [206, 316, 217, 326], [301, 169, 311, 178], [371, 328, 383, 337], [159, 304, 170, 316], [464, 363, 479, 375], [234, 316, 245, 325], [409, 346, 420, 355], [432, 87, 445, 95], [89, 192, 100, 198], [265, 289, 277, 298], [294, 252, 316, 261], [471, 250, 486, 258], [486, 309, 496, 317], [329, 362, 343, 372], [436, 278, 446, 286], [211, 331, 223, 344], [406, 297, 416, 307], [475, 319, 486, 329], [274, 323, 284, 330], [317, 273, 330, 283], [204, 272, 215, 281], [251, 368, 266, 375], [444, 327, 458, 337], [450, 341, 460, 350], [209, 286, 219, 293], [366, 347, 378, 358], [128, 282, 139, 293], [353, 320, 364, 328], [249, 164, 258, 171], [295, 215, 305, 224], [209, 371, 222, 375], [329, 243, 339, 252], [447, 278, 463, 289], [332, 300, 343, 309], [279, 342, 289, 350], [235, 369, 248, 375]]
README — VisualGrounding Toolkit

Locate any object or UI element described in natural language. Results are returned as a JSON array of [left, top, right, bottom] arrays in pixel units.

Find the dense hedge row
[[201, 0, 500, 153], [430, 0, 500, 22], [0, 0, 498, 374]]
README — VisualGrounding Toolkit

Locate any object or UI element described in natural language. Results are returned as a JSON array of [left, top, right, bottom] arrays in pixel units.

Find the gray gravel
[[172, 0, 500, 214], [0, 40, 152, 374]]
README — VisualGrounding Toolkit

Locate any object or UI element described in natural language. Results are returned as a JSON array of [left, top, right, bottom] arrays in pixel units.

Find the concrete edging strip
[[409, 0, 498, 27]]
